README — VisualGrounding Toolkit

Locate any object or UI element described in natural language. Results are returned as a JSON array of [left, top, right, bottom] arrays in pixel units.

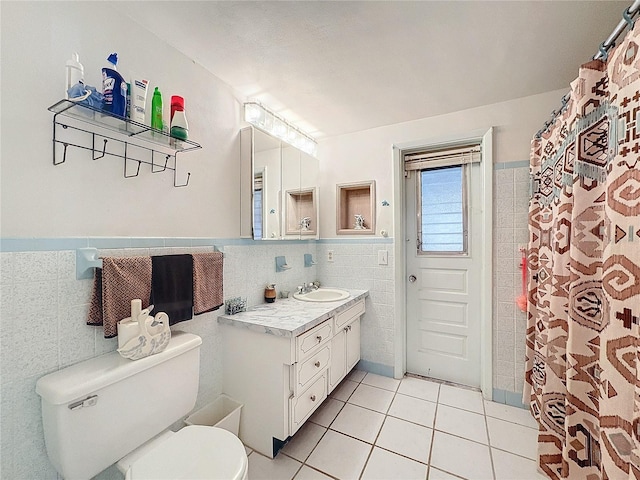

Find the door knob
[[408, 275, 417, 283]]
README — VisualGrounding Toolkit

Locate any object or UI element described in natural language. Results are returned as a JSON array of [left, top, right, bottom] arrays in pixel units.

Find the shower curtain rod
[[535, 0, 640, 139]]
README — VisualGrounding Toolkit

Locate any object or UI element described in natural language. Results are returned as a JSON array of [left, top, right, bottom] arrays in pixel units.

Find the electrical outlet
[[378, 250, 388, 265], [327, 250, 334, 262]]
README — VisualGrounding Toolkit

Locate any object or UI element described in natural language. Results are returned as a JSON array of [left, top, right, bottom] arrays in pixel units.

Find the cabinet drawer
[[290, 374, 327, 435], [296, 320, 332, 361], [295, 345, 331, 394], [335, 299, 365, 329]]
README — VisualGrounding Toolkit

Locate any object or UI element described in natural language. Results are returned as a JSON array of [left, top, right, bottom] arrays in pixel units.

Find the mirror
[[240, 126, 319, 240], [253, 129, 282, 240]]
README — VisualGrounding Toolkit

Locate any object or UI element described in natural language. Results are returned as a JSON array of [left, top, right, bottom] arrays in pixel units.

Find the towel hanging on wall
[[192, 252, 224, 315], [87, 256, 152, 338], [151, 254, 194, 325]]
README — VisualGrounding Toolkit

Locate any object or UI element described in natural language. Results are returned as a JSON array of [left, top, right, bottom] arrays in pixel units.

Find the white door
[[405, 149, 483, 387]]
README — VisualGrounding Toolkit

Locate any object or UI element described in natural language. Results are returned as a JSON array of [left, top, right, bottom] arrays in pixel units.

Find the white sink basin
[[294, 288, 350, 302]]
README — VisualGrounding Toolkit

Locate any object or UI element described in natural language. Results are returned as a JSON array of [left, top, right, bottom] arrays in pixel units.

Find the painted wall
[[317, 89, 566, 239], [0, 2, 243, 238]]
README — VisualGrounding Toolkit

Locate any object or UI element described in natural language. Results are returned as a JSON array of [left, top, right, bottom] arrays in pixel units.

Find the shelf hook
[[125, 160, 142, 178], [93, 138, 108, 161], [123, 142, 140, 178], [152, 152, 170, 173], [54, 142, 69, 166], [174, 171, 191, 187]]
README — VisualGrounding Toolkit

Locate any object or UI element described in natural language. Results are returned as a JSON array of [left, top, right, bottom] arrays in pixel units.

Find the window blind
[[404, 145, 481, 171]]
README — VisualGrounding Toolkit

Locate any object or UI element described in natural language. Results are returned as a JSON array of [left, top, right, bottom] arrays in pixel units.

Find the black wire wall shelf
[[48, 99, 202, 187]]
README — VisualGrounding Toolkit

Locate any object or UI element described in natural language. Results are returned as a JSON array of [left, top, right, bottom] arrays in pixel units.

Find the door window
[[417, 165, 468, 254]]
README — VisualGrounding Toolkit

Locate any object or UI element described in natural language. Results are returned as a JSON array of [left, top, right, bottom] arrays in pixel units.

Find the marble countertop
[[217, 289, 369, 337]]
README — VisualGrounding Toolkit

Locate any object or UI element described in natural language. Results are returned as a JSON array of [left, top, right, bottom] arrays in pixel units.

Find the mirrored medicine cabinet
[[240, 126, 319, 240]]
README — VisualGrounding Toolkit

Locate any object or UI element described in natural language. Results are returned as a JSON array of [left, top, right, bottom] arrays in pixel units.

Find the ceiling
[[126, 1, 629, 139]]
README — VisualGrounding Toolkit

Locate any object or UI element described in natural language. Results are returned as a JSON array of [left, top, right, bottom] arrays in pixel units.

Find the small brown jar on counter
[[264, 284, 276, 303]]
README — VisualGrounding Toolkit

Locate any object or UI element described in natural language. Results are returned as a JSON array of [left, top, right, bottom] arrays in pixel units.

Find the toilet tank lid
[[36, 332, 202, 405]]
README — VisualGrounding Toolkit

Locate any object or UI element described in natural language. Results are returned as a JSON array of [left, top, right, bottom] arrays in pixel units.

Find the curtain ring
[[598, 42, 609, 61], [623, 7, 636, 29]]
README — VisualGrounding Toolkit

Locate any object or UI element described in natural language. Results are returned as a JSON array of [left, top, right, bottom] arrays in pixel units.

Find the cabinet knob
[[344, 325, 352, 332], [314, 361, 321, 368], [316, 335, 322, 342], [310, 395, 317, 402]]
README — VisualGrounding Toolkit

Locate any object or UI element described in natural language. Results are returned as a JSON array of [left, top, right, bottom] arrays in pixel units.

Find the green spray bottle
[[151, 87, 163, 131]]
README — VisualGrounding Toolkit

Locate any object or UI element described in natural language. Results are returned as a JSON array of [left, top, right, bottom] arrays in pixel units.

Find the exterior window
[[418, 165, 467, 254]]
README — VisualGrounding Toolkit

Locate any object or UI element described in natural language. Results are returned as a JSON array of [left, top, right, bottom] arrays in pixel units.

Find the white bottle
[[65, 52, 84, 99]]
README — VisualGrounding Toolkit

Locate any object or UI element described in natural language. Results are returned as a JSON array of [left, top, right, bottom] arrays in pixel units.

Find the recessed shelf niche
[[285, 188, 317, 236], [336, 181, 375, 235]]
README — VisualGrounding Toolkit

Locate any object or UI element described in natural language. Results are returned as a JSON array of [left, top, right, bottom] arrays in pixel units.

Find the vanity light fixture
[[244, 101, 318, 157]]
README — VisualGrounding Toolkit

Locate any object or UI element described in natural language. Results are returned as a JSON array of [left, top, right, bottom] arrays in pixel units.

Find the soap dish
[[225, 297, 247, 315]]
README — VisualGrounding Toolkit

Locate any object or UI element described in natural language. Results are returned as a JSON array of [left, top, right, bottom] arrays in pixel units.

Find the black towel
[[151, 254, 194, 325]]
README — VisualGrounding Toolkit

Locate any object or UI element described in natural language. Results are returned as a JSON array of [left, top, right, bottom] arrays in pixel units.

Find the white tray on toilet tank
[[185, 394, 243, 436]]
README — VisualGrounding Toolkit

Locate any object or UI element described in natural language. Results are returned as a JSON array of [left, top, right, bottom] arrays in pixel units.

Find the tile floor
[[245, 371, 546, 480]]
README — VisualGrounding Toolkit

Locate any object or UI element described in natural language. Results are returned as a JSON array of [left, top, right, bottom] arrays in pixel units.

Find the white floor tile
[[430, 431, 493, 480], [293, 465, 334, 480], [330, 403, 385, 443], [361, 447, 428, 480], [388, 393, 437, 428], [281, 422, 327, 462], [375, 416, 433, 463], [487, 416, 538, 460], [428, 467, 462, 479], [348, 383, 395, 413], [398, 376, 441, 403], [361, 372, 401, 392], [330, 379, 359, 402], [346, 369, 366, 383], [306, 430, 371, 480], [438, 384, 484, 414], [484, 400, 537, 429], [247, 451, 301, 480], [435, 404, 488, 444], [492, 448, 546, 480], [309, 398, 344, 427]]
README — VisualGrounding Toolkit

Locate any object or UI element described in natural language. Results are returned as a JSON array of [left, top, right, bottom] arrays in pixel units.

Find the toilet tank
[[36, 332, 202, 480]]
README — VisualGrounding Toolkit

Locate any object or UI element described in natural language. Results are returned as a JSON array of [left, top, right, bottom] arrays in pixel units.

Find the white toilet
[[36, 332, 248, 480]]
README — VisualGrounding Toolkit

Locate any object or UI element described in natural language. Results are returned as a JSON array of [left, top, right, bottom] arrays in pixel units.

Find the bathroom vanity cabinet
[[218, 291, 367, 458], [328, 300, 364, 391]]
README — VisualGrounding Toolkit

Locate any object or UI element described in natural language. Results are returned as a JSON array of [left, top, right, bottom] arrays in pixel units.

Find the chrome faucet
[[298, 282, 319, 294]]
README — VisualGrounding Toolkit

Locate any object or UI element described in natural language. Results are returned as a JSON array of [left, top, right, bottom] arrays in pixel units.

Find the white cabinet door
[[329, 328, 346, 392], [346, 318, 361, 371]]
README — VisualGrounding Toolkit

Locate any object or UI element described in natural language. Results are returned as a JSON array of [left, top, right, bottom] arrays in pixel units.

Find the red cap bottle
[[170, 96, 184, 125]]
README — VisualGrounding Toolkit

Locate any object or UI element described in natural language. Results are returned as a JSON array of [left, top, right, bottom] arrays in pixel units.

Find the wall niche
[[336, 181, 375, 235]]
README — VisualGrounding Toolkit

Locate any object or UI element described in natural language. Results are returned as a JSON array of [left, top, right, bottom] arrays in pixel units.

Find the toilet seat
[[127, 426, 248, 480]]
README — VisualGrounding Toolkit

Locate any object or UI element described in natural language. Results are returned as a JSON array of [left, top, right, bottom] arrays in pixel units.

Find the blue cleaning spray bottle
[[102, 53, 127, 117]]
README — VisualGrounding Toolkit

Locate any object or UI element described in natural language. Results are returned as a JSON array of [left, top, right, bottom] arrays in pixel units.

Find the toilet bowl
[[118, 426, 248, 480]]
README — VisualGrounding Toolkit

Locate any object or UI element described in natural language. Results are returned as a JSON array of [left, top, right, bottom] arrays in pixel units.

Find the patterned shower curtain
[[524, 20, 640, 480]]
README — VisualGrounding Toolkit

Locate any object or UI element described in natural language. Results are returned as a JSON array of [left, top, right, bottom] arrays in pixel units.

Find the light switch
[[378, 250, 388, 265]]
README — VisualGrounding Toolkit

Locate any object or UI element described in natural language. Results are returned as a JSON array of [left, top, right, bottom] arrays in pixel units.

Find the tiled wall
[[0, 241, 318, 480], [316, 242, 395, 374], [492, 165, 530, 400], [1, 183, 530, 479]]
